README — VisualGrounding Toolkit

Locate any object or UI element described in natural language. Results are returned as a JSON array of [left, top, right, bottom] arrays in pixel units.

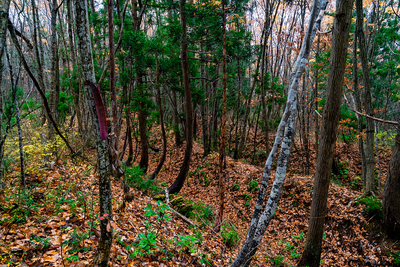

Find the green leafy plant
[[359, 196, 383, 218], [243, 193, 251, 206], [125, 166, 161, 194], [265, 254, 284, 266], [29, 235, 51, 250], [291, 232, 304, 240], [389, 251, 400, 266], [176, 234, 199, 253], [232, 183, 240, 191], [63, 229, 92, 256], [248, 180, 258, 192], [221, 222, 239, 248]]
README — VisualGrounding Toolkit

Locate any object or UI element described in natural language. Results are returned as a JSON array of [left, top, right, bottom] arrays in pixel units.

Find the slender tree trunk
[[382, 119, 400, 239], [49, 0, 60, 135], [299, 0, 354, 265], [125, 83, 134, 167], [356, 0, 375, 193], [314, 33, 320, 159], [351, 27, 367, 185], [172, 89, 183, 146], [260, 0, 271, 155], [149, 57, 167, 180], [168, 0, 193, 194], [233, 58, 241, 157], [108, 0, 123, 178], [236, 60, 259, 158], [74, 0, 113, 265], [138, 78, 149, 173], [6, 51, 25, 187], [215, 0, 227, 232], [200, 47, 210, 156], [251, 104, 261, 164], [0, 0, 10, 191], [67, 0, 83, 134], [31, 0, 47, 125]]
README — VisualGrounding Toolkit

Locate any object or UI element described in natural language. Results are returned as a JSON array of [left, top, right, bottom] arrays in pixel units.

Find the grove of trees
[[1, 0, 400, 265]]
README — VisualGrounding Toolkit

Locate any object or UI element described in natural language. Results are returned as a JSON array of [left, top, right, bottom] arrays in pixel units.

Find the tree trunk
[[0, 0, 10, 191], [314, 33, 320, 158], [149, 57, 167, 180], [168, 0, 193, 194], [74, 0, 113, 265], [125, 83, 134, 167], [31, 0, 47, 125], [260, 0, 271, 155], [200, 47, 210, 156], [6, 51, 25, 187], [138, 78, 149, 173], [382, 120, 400, 240], [356, 0, 375, 193], [215, 0, 227, 232], [299, 0, 354, 266], [230, 1, 328, 266], [108, 0, 123, 178], [351, 26, 367, 186], [49, 0, 60, 133], [67, 0, 83, 135]]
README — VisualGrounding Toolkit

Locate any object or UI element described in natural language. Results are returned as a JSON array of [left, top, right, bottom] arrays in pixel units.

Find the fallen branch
[[164, 188, 198, 227]]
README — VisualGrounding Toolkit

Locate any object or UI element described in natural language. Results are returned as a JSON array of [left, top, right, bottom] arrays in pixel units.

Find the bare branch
[[343, 92, 398, 125]]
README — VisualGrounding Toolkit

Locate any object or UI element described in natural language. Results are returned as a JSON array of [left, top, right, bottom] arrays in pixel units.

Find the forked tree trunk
[[231, 1, 328, 266], [74, 0, 113, 265], [382, 120, 400, 239], [299, 0, 354, 266], [168, 0, 193, 194]]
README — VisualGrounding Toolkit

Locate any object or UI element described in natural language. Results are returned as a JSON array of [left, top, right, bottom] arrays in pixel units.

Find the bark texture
[[382, 121, 400, 239], [74, 0, 113, 265], [356, 0, 375, 193], [0, 0, 10, 190], [230, 0, 328, 266], [215, 0, 227, 232], [168, 0, 193, 194], [299, 0, 354, 266]]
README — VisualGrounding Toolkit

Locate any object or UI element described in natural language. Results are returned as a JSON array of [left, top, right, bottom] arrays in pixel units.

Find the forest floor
[[0, 127, 399, 266]]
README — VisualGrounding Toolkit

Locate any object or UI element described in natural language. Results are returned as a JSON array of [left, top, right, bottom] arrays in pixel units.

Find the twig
[[343, 91, 398, 125], [314, 110, 322, 118]]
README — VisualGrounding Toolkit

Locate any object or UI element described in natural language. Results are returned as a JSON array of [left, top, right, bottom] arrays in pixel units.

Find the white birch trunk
[[230, 0, 328, 266], [74, 0, 113, 265]]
